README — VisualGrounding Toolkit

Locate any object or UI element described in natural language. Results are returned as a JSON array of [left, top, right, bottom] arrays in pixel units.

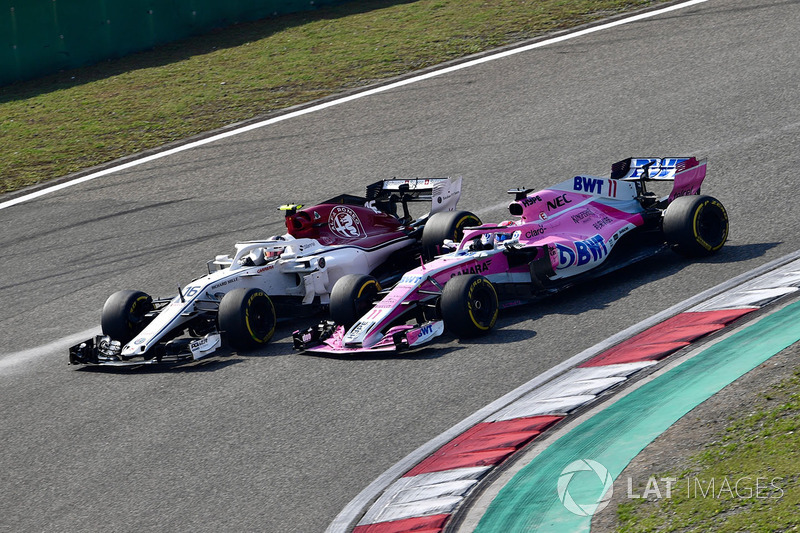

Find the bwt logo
[[556, 234, 608, 268], [558, 459, 614, 516], [573, 176, 605, 194]]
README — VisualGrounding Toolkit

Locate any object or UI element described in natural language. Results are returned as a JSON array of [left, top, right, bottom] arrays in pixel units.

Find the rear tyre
[[663, 195, 728, 257], [329, 274, 381, 328], [421, 210, 482, 260], [440, 274, 498, 338], [218, 288, 277, 350], [101, 290, 153, 344]]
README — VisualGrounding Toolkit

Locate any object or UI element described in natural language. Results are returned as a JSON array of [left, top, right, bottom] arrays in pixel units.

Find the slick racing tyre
[[329, 274, 381, 328], [218, 288, 277, 350], [421, 210, 482, 260], [440, 274, 498, 338], [663, 195, 729, 257], [101, 290, 154, 345]]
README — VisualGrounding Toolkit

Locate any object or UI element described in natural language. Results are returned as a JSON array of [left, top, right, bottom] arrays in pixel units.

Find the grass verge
[[616, 369, 800, 532], [0, 0, 668, 195]]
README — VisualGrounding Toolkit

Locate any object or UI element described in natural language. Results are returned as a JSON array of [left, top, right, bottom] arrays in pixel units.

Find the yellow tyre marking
[[693, 200, 728, 251], [467, 279, 498, 330], [454, 215, 478, 240], [245, 291, 275, 343], [356, 279, 380, 298]]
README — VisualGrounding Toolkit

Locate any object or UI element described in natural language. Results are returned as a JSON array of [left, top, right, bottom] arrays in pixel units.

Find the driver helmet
[[495, 220, 515, 242], [242, 248, 267, 267], [265, 235, 286, 258]]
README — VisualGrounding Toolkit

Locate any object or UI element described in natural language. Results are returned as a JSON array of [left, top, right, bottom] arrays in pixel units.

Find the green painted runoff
[[475, 300, 800, 532]]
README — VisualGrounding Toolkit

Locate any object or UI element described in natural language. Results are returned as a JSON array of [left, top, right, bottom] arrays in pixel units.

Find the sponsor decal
[[547, 193, 573, 211], [450, 259, 492, 277], [611, 226, 631, 242], [525, 226, 546, 238], [520, 195, 543, 207], [539, 212, 548, 221], [571, 208, 596, 224], [346, 320, 373, 339], [133, 337, 146, 345], [592, 215, 613, 230], [190, 337, 209, 351], [190, 333, 221, 358], [399, 274, 423, 285], [211, 278, 238, 290], [671, 186, 695, 198], [556, 234, 608, 268], [313, 211, 321, 220], [256, 265, 274, 273], [573, 176, 605, 194], [375, 294, 402, 309], [328, 205, 365, 239], [408, 321, 444, 346], [629, 158, 684, 179]]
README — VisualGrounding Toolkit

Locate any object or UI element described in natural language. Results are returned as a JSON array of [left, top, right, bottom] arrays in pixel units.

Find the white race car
[[69, 178, 479, 366]]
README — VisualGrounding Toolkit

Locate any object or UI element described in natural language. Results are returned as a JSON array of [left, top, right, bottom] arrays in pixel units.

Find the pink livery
[[294, 157, 728, 354]]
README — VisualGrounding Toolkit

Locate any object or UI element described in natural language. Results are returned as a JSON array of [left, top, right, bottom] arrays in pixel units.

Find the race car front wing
[[293, 320, 444, 354], [69, 333, 222, 366]]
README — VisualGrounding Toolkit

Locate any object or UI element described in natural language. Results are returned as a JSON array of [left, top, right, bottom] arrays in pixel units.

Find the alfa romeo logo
[[328, 206, 365, 239], [557, 459, 614, 516]]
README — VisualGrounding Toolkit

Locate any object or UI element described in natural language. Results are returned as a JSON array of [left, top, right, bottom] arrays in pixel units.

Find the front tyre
[[663, 195, 729, 257], [329, 274, 381, 328], [421, 210, 482, 260], [440, 274, 498, 338], [101, 290, 153, 344], [218, 288, 277, 351]]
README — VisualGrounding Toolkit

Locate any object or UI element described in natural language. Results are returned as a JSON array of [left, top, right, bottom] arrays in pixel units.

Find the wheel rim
[[469, 283, 496, 328], [455, 215, 480, 240], [246, 296, 274, 342], [355, 281, 379, 316], [126, 296, 151, 330], [696, 204, 727, 249]]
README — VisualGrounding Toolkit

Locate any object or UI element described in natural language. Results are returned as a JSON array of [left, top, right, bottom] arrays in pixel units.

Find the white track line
[[0, 0, 708, 212]]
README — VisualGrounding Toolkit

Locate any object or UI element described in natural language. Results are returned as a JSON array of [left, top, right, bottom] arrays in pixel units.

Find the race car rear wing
[[610, 157, 702, 181], [365, 177, 463, 216], [610, 157, 707, 201]]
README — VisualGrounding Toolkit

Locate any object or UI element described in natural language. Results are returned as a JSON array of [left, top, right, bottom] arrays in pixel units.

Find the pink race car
[[293, 157, 729, 354]]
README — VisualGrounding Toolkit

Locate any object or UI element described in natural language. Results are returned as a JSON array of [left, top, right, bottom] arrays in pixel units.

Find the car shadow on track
[[73, 355, 246, 374], [479, 241, 781, 337], [301, 344, 459, 362]]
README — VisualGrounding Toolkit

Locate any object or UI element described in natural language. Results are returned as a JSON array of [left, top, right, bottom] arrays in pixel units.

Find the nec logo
[[573, 176, 604, 194], [547, 193, 572, 211]]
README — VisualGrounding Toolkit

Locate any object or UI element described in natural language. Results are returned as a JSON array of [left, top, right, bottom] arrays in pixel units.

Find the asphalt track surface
[[1, 1, 798, 531]]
